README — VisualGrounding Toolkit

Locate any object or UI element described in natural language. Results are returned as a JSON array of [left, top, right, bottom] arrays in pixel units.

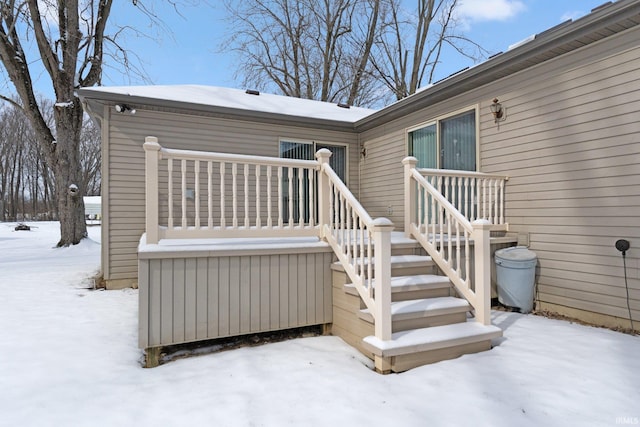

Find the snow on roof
[[82, 85, 377, 123], [83, 196, 101, 205]]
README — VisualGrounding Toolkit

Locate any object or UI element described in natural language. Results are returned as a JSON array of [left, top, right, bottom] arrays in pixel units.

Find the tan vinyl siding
[[138, 250, 334, 348], [106, 109, 359, 281], [358, 25, 640, 324], [480, 27, 640, 322]]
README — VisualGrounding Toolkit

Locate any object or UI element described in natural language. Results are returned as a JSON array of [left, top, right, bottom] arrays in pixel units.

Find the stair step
[[343, 274, 451, 297], [362, 321, 503, 358], [358, 297, 470, 323], [331, 254, 433, 272]]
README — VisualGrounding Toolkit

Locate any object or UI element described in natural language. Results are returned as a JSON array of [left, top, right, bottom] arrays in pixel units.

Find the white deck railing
[[417, 168, 508, 231], [144, 137, 320, 242], [404, 157, 500, 325], [144, 137, 393, 341]]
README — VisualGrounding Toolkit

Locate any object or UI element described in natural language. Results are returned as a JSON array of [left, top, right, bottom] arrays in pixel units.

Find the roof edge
[[78, 88, 365, 132]]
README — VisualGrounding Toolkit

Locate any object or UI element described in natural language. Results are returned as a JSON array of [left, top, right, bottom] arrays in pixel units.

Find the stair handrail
[[403, 157, 492, 325], [316, 149, 393, 340]]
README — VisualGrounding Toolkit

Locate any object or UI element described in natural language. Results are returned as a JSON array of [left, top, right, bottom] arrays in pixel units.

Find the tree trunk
[[53, 99, 87, 246]]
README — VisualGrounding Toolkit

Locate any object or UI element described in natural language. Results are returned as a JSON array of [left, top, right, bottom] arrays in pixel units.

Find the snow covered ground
[[1, 222, 638, 427]]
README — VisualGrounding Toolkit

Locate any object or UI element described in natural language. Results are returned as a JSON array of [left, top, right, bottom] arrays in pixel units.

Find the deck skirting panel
[[139, 247, 334, 348]]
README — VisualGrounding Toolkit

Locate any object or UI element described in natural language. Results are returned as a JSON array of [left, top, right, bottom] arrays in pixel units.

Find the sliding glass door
[[280, 140, 347, 223]]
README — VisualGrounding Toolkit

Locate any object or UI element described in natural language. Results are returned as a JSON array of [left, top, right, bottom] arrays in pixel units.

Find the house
[[79, 0, 640, 371], [83, 196, 101, 221]]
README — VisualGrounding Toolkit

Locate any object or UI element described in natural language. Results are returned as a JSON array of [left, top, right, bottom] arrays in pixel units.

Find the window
[[408, 109, 477, 171], [279, 140, 347, 222]]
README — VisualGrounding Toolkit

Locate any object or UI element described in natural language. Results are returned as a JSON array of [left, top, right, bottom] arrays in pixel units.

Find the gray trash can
[[495, 246, 537, 313]]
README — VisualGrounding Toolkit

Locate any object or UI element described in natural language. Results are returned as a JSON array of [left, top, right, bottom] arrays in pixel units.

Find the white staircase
[[330, 240, 502, 373]]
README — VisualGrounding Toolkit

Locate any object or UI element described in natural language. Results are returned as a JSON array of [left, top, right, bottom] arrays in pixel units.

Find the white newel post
[[143, 137, 161, 244], [372, 217, 394, 341], [315, 149, 332, 240], [402, 157, 418, 238], [472, 219, 492, 325]]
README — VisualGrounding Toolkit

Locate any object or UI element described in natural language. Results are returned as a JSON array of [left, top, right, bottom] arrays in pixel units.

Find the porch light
[[115, 104, 136, 114], [490, 98, 504, 123]]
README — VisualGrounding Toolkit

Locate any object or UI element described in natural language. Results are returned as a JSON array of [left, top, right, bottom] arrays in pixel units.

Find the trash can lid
[[495, 246, 537, 262]]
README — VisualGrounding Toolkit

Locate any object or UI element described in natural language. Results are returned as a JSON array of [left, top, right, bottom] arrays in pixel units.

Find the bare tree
[[0, 0, 115, 244], [0, 0, 187, 245], [372, 0, 487, 100], [0, 100, 57, 220], [226, 0, 488, 105], [224, 0, 386, 107]]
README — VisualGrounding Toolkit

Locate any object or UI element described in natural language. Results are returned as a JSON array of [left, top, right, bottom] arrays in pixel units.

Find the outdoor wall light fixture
[[490, 98, 504, 123], [115, 104, 136, 114]]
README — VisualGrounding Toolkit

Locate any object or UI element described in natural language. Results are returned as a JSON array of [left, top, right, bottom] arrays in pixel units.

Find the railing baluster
[[465, 229, 471, 284], [207, 161, 213, 229], [447, 212, 452, 266], [455, 221, 461, 274], [232, 163, 238, 229], [168, 158, 173, 230], [470, 177, 476, 221], [444, 176, 450, 213], [482, 178, 487, 220], [457, 177, 462, 219], [339, 193, 345, 251], [492, 179, 500, 224], [220, 162, 226, 228], [298, 167, 304, 227], [331, 182, 340, 234], [277, 167, 283, 228], [439, 195, 444, 257], [499, 178, 505, 225], [359, 216, 365, 279], [267, 166, 272, 228], [256, 165, 261, 228], [194, 160, 200, 229], [418, 182, 423, 231], [308, 168, 314, 227], [367, 228, 373, 295], [181, 159, 187, 229], [288, 167, 294, 229], [431, 179, 436, 244], [345, 204, 351, 263], [244, 163, 249, 228]]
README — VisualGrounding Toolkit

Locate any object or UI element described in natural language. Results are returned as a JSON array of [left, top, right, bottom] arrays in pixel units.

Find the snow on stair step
[[362, 321, 503, 357], [344, 274, 450, 296], [383, 274, 450, 292], [359, 296, 470, 322], [331, 254, 433, 272]]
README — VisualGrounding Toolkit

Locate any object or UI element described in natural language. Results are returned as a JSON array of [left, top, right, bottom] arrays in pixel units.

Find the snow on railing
[[144, 137, 319, 242], [417, 168, 508, 230], [317, 149, 393, 341], [404, 157, 492, 325]]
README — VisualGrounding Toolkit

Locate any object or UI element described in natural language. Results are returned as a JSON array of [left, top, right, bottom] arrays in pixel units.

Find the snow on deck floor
[[1, 222, 639, 427]]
